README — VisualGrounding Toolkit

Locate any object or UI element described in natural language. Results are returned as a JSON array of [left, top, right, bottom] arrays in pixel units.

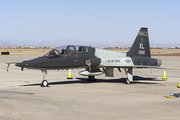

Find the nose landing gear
[[41, 69, 49, 87]]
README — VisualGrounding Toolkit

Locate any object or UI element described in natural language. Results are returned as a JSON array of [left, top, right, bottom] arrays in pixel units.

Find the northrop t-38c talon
[[15, 27, 162, 86]]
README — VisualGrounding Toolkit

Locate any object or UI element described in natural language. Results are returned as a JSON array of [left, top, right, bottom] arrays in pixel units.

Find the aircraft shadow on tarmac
[[21, 76, 166, 87]]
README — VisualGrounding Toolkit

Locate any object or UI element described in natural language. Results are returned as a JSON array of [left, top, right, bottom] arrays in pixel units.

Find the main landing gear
[[125, 67, 133, 84], [41, 69, 49, 87]]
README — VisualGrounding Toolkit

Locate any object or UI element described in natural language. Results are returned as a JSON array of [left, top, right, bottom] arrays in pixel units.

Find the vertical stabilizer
[[127, 27, 151, 57]]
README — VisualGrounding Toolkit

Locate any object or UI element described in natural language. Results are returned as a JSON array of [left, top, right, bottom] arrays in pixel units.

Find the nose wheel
[[42, 80, 49, 87]]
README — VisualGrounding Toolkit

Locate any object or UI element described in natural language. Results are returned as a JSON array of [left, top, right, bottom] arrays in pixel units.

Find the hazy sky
[[0, 0, 180, 47]]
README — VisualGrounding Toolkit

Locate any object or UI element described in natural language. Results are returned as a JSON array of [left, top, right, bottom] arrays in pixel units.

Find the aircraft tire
[[42, 80, 49, 87], [88, 76, 95, 81], [125, 78, 131, 84]]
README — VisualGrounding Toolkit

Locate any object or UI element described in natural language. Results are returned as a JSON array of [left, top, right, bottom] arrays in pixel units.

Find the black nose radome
[[15, 63, 21, 67]]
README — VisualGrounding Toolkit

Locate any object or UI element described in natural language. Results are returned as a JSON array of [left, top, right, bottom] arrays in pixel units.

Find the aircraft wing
[[133, 65, 160, 68]]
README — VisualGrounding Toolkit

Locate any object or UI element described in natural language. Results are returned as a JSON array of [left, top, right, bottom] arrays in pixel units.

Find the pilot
[[78, 47, 84, 52], [61, 49, 66, 54], [81, 47, 84, 51], [50, 50, 56, 55]]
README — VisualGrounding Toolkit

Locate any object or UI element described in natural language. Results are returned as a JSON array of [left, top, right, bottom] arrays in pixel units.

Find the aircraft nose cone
[[157, 59, 162, 66], [15, 63, 21, 67]]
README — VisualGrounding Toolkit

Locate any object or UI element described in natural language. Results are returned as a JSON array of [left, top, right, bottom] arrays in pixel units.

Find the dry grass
[[0, 48, 51, 56], [0, 48, 51, 53], [0, 48, 180, 56], [100, 48, 180, 56]]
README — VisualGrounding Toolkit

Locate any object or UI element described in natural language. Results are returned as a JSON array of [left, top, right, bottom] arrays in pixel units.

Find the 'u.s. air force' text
[[107, 60, 120, 62]]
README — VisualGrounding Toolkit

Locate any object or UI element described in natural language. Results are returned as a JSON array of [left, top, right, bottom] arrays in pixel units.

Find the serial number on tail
[[138, 50, 145, 55]]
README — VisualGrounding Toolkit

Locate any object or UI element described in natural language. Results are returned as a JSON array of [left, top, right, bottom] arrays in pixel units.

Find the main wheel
[[41, 80, 49, 87], [88, 76, 95, 81], [125, 78, 131, 84]]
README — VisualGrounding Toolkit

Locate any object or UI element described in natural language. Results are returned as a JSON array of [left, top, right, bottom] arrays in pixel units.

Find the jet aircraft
[[15, 27, 162, 86]]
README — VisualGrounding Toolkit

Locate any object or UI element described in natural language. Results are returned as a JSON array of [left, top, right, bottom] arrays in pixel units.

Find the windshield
[[44, 45, 88, 56], [44, 49, 61, 56]]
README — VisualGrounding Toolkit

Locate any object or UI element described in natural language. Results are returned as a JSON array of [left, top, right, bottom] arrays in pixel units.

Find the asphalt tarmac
[[0, 56, 180, 120]]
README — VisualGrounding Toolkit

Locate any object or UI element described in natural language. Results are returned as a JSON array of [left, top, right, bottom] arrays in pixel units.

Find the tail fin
[[127, 27, 151, 57]]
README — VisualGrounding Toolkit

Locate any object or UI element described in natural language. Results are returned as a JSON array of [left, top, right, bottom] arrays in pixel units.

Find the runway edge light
[[162, 70, 167, 79], [67, 69, 73, 79]]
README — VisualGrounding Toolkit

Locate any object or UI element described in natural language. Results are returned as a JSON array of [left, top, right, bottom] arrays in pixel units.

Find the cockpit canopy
[[44, 45, 88, 57]]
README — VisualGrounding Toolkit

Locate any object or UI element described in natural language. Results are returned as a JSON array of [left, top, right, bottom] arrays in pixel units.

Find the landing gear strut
[[41, 69, 49, 87]]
